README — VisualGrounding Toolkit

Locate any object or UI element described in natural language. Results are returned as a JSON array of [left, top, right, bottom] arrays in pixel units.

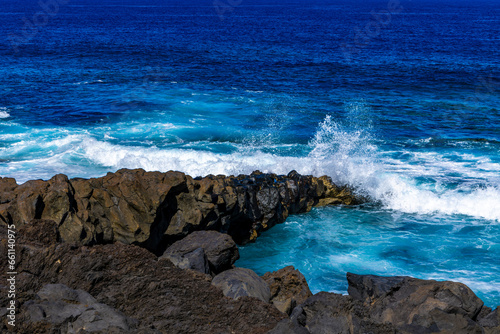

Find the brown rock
[[0, 231, 285, 333], [0, 169, 361, 254], [262, 266, 313, 314]]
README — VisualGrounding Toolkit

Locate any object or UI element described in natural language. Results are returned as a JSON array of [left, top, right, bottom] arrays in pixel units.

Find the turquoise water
[[0, 0, 499, 306], [238, 205, 500, 306]]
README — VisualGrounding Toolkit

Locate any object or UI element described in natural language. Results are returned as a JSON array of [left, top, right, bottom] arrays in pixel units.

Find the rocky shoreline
[[1, 169, 499, 333]]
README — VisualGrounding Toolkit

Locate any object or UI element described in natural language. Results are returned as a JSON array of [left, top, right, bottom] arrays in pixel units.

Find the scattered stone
[[160, 230, 239, 275], [212, 268, 271, 303], [262, 266, 313, 314]]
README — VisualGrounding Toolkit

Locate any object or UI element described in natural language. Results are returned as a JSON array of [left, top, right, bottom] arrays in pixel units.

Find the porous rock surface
[[24, 283, 137, 333], [0, 220, 285, 333], [212, 268, 272, 303], [262, 266, 313, 315], [0, 169, 360, 255], [271, 272, 500, 334], [160, 230, 239, 275]]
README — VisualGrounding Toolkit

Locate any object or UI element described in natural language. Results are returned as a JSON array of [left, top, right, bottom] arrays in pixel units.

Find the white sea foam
[[1, 111, 499, 221], [0, 108, 10, 119]]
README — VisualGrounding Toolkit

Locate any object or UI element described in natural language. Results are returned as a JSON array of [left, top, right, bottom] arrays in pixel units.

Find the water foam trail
[[305, 114, 500, 221], [1, 111, 499, 221]]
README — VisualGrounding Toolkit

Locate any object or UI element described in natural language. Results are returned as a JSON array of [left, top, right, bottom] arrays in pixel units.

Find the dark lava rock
[[160, 246, 211, 275], [24, 283, 137, 332], [347, 272, 485, 333], [262, 266, 313, 315], [478, 308, 500, 333], [0, 169, 360, 254], [212, 268, 271, 303], [269, 292, 394, 334], [0, 226, 285, 333], [160, 230, 239, 275], [270, 273, 497, 334]]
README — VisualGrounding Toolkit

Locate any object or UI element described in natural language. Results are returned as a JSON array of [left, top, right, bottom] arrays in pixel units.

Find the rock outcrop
[[0, 220, 286, 333], [160, 230, 239, 275], [262, 266, 313, 315], [0, 169, 360, 255], [271, 273, 500, 334], [212, 268, 272, 303]]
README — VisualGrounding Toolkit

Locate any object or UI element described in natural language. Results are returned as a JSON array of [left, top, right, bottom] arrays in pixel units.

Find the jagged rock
[[478, 308, 500, 334], [269, 292, 394, 334], [160, 230, 239, 275], [24, 284, 136, 333], [347, 273, 485, 333], [0, 169, 360, 254], [270, 273, 496, 334], [262, 266, 313, 314], [212, 268, 271, 303], [0, 229, 285, 333]]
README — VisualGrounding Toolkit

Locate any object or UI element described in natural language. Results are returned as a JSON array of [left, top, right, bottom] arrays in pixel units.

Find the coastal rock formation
[[0, 220, 285, 333], [271, 273, 499, 334], [0, 169, 359, 254], [262, 266, 313, 315], [212, 268, 272, 303], [160, 230, 239, 275]]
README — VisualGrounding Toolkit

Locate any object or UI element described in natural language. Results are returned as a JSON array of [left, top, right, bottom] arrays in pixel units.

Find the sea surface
[[1, 0, 499, 306]]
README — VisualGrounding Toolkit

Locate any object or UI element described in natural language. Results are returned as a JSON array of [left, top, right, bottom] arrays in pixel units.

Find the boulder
[[160, 247, 210, 275], [347, 273, 485, 333], [24, 284, 136, 332], [270, 273, 495, 334], [160, 230, 239, 274], [262, 266, 313, 314], [212, 268, 271, 303]]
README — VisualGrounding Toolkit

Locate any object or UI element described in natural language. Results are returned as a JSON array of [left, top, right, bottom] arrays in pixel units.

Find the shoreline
[[1, 169, 499, 333]]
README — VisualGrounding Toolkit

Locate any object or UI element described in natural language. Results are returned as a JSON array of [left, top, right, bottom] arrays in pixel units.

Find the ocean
[[0, 0, 499, 306]]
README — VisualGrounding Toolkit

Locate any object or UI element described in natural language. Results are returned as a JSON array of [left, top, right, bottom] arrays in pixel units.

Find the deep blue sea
[[1, 0, 499, 306]]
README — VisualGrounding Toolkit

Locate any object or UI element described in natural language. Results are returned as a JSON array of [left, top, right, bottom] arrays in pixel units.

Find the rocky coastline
[[1, 169, 498, 333]]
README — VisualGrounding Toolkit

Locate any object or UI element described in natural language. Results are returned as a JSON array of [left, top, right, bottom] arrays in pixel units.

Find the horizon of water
[[0, 0, 499, 306]]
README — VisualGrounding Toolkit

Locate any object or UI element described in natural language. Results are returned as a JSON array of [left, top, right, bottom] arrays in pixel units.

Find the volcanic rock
[[0, 223, 285, 333], [262, 266, 313, 314], [271, 273, 496, 334], [24, 284, 137, 332], [160, 230, 239, 275], [0, 169, 360, 254], [347, 272, 485, 333], [212, 268, 271, 303]]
